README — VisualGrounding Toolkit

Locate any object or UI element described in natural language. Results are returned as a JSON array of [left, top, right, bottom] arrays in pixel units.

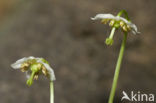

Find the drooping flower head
[[91, 11, 140, 46], [11, 56, 56, 86], [91, 14, 140, 34]]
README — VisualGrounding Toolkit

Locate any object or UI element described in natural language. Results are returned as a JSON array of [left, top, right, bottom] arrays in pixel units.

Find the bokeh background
[[0, 0, 156, 103]]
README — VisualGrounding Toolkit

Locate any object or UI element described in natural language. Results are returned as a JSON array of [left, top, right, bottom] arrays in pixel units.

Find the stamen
[[42, 66, 48, 76], [101, 19, 109, 24], [21, 62, 29, 72], [34, 74, 39, 80], [120, 21, 125, 27], [123, 25, 128, 32], [109, 20, 115, 26]]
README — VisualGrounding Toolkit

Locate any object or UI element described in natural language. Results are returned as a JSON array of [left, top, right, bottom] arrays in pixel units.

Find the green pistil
[[105, 27, 116, 46], [26, 64, 41, 86], [27, 71, 35, 86]]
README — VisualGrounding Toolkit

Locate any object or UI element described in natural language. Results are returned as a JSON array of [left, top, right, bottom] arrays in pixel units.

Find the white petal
[[37, 59, 56, 81], [117, 16, 129, 24], [91, 13, 129, 23], [129, 23, 140, 34], [11, 56, 35, 69], [91, 14, 115, 20]]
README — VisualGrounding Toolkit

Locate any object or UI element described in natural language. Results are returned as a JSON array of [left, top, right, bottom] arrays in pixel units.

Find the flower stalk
[[50, 81, 54, 103], [91, 10, 140, 103], [108, 10, 129, 103], [108, 32, 127, 103]]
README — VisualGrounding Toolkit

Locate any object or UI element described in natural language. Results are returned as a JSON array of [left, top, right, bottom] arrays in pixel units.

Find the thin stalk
[[50, 81, 54, 103], [117, 10, 130, 21], [108, 32, 127, 103]]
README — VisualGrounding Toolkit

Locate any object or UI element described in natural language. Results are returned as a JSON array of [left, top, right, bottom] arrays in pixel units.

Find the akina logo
[[121, 91, 155, 102]]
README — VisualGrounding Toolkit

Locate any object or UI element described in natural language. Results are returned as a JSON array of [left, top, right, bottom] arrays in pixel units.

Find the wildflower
[[91, 14, 140, 34], [11, 56, 55, 86]]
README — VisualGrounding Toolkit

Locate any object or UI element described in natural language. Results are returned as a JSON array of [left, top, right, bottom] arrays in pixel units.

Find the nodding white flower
[[91, 14, 140, 34], [11, 56, 56, 84]]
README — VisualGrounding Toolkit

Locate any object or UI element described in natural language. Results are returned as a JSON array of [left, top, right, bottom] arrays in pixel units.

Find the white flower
[[91, 14, 140, 34], [11, 56, 35, 69], [11, 56, 56, 81]]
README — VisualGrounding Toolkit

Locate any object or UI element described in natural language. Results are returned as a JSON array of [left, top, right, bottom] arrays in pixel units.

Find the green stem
[[108, 32, 127, 103], [50, 81, 54, 103], [117, 10, 130, 21]]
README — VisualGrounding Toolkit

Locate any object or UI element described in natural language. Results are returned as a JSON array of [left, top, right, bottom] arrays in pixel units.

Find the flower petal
[[129, 24, 140, 34], [91, 14, 115, 20], [37, 59, 56, 81], [11, 56, 35, 69]]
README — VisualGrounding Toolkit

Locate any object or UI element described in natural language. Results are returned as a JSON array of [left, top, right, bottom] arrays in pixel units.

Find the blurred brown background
[[0, 0, 156, 103]]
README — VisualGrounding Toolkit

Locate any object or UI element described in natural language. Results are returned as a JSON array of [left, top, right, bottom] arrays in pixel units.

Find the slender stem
[[117, 10, 130, 21], [50, 81, 54, 103], [108, 32, 127, 103]]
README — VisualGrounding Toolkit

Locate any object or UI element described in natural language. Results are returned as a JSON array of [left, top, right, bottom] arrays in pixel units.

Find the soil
[[0, 0, 156, 103]]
